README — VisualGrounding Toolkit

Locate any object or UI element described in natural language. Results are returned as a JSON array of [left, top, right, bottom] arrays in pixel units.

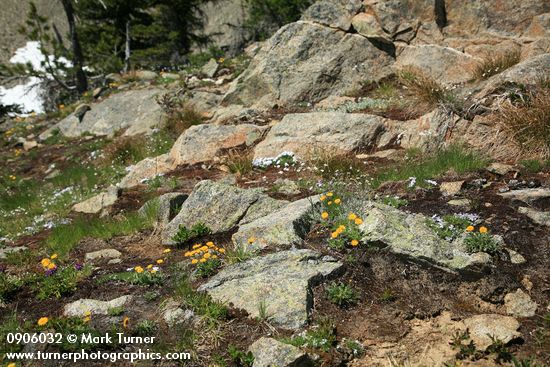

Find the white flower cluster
[[252, 151, 296, 168]]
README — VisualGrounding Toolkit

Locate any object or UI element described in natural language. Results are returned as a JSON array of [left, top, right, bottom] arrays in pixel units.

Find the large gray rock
[[518, 207, 550, 227], [249, 337, 312, 367], [301, 0, 362, 31], [463, 314, 521, 351], [118, 154, 174, 189], [499, 187, 550, 204], [162, 180, 264, 244], [395, 45, 480, 85], [0, 246, 27, 260], [170, 124, 265, 166], [223, 21, 393, 107], [42, 88, 164, 138], [72, 186, 120, 214], [63, 296, 133, 317], [233, 197, 319, 250], [198, 249, 343, 329], [253, 112, 386, 160], [504, 289, 538, 317], [84, 249, 121, 262], [239, 196, 289, 225], [358, 202, 491, 273]]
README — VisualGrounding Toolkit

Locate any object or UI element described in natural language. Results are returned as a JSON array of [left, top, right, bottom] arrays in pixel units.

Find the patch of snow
[[0, 77, 44, 114], [1, 41, 72, 114]]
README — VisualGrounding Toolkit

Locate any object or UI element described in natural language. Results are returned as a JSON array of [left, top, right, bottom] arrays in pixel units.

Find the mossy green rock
[[359, 202, 491, 274], [198, 249, 342, 329]]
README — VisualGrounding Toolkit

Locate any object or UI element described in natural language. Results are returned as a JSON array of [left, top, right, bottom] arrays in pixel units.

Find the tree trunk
[[434, 0, 447, 29], [60, 0, 88, 93], [123, 20, 131, 73]]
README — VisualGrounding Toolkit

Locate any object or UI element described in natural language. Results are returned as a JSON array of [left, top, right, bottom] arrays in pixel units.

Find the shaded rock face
[[358, 202, 491, 274], [223, 21, 394, 107], [162, 180, 264, 244], [46, 88, 164, 138], [249, 337, 312, 367], [198, 0, 248, 55], [198, 249, 343, 329], [232, 196, 319, 250], [139, 192, 188, 227], [253, 112, 387, 160]]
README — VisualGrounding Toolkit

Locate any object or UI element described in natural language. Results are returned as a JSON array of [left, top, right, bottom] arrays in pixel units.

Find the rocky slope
[[0, 1, 550, 366]]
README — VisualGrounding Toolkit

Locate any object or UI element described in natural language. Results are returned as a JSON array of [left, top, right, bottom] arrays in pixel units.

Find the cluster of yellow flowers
[[135, 249, 170, 274], [108, 82, 119, 88], [40, 254, 58, 271], [184, 241, 225, 265], [14, 148, 22, 157], [8, 175, 16, 181], [466, 225, 488, 233], [347, 213, 363, 225], [320, 192, 341, 206]]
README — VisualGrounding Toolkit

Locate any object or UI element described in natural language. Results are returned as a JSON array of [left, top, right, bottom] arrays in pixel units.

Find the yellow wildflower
[[37, 317, 49, 326], [193, 244, 201, 249], [47, 262, 56, 270], [134, 266, 144, 273], [50, 254, 58, 259], [184, 252, 191, 257], [150, 269, 157, 274], [327, 201, 332, 205], [207, 241, 215, 247], [351, 239, 359, 246], [348, 213, 357, 220], [354, 218, 363, 225], [466, 225, 474, 232], [156, 259, 164, 264], [327, 192, 333, 197], [7, 362, 16, 367], [479, 226, 488, 234], [146, 264, 153, 269], [247, 237, 256, 244], [41, 258, 51, 267], [321, 212, 329, 219], [204, 253, 211, 259], [212, 255, 218, 259], [334, 198, 341, 204], [191, 259, 198, 264], [331, 232, 339, 239], [163, 248, 171, 253], [199, 258, 207, 263], [123, 317, 129, 328], [218, 248, 225, 253], [200, 246, 209, 252], [320, 195, 327, 201]]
